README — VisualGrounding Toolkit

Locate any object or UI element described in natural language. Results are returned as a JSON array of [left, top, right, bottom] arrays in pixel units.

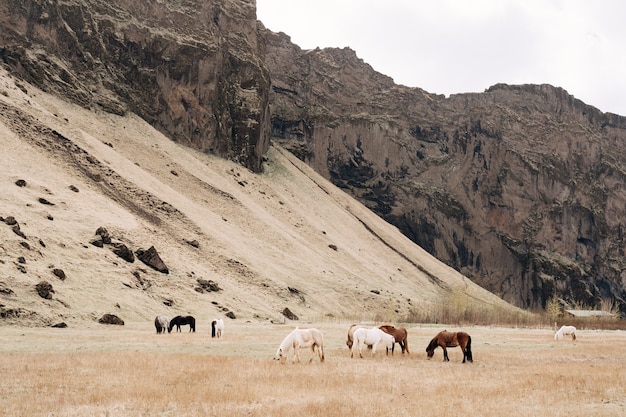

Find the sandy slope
[[0, 67, 515, 327]]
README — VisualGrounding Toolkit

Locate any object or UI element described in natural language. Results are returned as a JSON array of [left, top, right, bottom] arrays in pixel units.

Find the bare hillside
[[0, 68, 514, 326]]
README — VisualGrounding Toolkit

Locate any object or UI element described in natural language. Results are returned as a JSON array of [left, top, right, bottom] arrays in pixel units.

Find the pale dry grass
[[0, 321, 625, 416]]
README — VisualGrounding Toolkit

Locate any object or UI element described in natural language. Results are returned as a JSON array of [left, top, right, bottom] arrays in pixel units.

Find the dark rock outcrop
[[136, 246, 168, 274], [98, 313, 124, 325], [0, 0, 271, 172], [196, 279, 221, 293], [111, 243, 135, 263], [265, 31, 626, 315], [95, 227, 111, 245], [52, 268, 66, 281], [35, 281, 54, 299], [282, 307, 298, 320]]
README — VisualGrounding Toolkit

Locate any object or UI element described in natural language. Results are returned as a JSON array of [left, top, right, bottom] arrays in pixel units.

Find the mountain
[[264, 31, 626, 315], [6, 0, 616, 325], [0, 64, 514, 325]]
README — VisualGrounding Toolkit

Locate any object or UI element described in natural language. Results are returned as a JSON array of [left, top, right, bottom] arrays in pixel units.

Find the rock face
[[0, 0, 270, 172], [265, 31, 626, 314], [3, 0, 624, 316]]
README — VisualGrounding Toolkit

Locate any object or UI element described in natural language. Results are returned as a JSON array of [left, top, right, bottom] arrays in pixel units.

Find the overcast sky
[[257, 0, 626, 117]]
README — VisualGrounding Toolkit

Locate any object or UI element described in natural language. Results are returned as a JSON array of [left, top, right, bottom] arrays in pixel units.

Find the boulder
[[111, 242, 135, 263], [98, 314, 124, 325], [95, 227, 111, 244], [35, 281, 54, 299], [282, 307, 298, 320], [52, 268, 66, 280], [135, 246, 168, 274]]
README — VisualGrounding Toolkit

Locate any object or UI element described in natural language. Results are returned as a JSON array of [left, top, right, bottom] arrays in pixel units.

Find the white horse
[[351, 327, 395, 358], [555, 325, 577, 341], [154, 316, 169, 334], [211, 318, 224, 338], [275, 327, 325, 364]]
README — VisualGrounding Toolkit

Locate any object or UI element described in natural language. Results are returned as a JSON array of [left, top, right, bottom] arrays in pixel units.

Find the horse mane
[[426, 336, 438, 352], [426, 330, 448, 351]]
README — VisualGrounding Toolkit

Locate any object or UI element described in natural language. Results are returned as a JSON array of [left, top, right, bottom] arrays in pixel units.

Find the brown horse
[[426, 330, 472, 363], [379, 324, 410, 354]]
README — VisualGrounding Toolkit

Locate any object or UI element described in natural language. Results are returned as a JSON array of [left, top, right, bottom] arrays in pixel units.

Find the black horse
[[168, 315, 196, 333]]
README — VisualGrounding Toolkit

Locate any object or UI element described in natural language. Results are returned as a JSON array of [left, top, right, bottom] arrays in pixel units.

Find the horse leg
[[465, 336, 473, 362], [293, 344, 300, 363], [442, 346, 449, 361], [308, 345, 316, 363]]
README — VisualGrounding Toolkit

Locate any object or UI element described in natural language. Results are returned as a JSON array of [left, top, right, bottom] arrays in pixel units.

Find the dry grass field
[[1, 320, 625, 417]]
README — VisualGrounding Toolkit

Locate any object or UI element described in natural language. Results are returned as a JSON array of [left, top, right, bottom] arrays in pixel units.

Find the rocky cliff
[[0, 0, 270, 172], [3, 0, 624, 317], [265, 31, 626, 315]]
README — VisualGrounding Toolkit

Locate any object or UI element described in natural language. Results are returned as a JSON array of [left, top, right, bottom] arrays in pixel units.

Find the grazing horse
[[426, 330, 473, 363], [275, 327, 325, 364], [554, 325, 576, 341], [168, 315, 196, 333], [352, 327, 395, 358], [211, 318, 224, 338], [154, 316, 169, 334], [379, 324, 410, 354], [346, 324, 367, 349]]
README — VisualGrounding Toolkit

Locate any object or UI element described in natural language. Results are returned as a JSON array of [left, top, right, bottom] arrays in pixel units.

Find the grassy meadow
[[1, 319, 625, 417]]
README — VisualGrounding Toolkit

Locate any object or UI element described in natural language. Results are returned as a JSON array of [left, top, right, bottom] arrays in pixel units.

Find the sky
[[257, 0, 626, 116]]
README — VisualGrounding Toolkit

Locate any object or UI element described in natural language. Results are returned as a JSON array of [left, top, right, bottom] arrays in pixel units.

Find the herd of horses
[[153, 315, 576, 364], [275, 323, 578, 364], [275, 323, 473, 364], [154, 315, 224, 337]]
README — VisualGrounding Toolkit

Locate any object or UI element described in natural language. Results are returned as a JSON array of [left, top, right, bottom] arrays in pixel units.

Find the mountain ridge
[[264, 31, 626, 314], [0, 66, 514, 325]]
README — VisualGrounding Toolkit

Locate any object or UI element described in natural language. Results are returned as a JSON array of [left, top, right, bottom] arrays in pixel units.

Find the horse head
[[275, 347, 286, 363], [426, 337, 438, 358]]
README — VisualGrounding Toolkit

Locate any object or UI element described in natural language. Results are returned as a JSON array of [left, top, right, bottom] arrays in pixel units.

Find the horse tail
[[404, 334, 410, 354], [211, 320, 216, 338], [317, 332, 325, 362], [466, 335, 473, 362]]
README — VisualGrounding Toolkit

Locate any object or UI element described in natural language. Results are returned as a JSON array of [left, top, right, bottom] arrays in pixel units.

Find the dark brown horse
[[426, 330, 472, 363], [379, 325, 410, 354]]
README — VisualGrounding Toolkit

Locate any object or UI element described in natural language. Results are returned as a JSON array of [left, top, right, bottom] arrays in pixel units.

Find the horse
[[211, 318, 224, 338], [154, 316, 169, 334], [275, 327, 325, 364], [346, 324, 367, 349], [554, 325, 576, 341], [379, 324, 410, 354], [168, 315, 196, 333], [426, 330, 473, 363], [351, 327, 395, 358]]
